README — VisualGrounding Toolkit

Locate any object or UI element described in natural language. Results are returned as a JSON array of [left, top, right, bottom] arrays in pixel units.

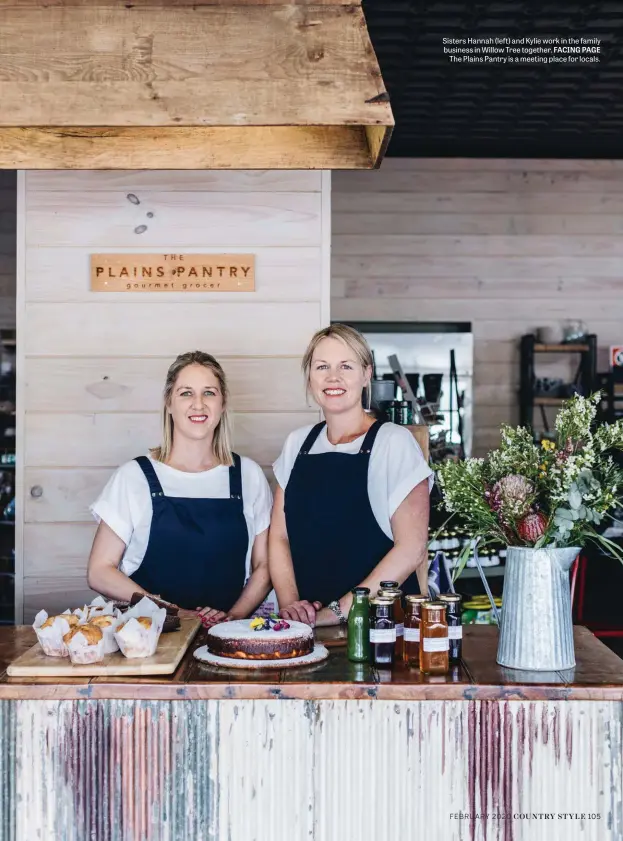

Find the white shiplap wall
[[17, 170, 330, 621], [332, 158, 623, 455]]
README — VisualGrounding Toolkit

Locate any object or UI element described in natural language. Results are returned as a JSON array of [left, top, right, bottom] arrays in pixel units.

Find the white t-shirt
[[90, 455, 272, 579], [273, 422, 433, 540]]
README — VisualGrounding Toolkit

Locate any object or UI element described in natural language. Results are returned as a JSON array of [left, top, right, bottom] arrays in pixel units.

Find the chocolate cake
[[207, 619, 314, 660]]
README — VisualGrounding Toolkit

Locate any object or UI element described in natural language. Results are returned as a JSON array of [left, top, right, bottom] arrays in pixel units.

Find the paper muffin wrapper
[[81, 598, 123, 654], [114, 596, 166, 659], [67, 630, 106, 665], [33, 609, 78, 658], [84, 595, 119, 622]]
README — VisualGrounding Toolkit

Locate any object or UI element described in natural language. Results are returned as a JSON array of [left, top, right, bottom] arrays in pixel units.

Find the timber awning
[[0, 0, 394, 169]]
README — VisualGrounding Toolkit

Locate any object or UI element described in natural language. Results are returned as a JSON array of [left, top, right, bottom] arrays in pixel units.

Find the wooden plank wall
[[0, 171, 15, 329], [332, 158, 623, 455], [19, 170, 330, 620]]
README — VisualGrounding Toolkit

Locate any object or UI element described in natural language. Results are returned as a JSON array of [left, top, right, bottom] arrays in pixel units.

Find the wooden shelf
[[533, 396, 565, 406], [534, 343, 590, 353], [459, 565, 505, 579]]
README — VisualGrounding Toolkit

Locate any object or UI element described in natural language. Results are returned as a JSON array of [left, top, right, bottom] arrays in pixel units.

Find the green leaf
[[569, 488, 583, 509], [587, 530, 623, 562], [451, 542, 472, 583]]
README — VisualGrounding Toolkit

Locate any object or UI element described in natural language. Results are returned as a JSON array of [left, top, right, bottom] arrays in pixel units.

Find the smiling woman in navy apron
[[269, 325, 433, 627], [87, 351, 272, 625]]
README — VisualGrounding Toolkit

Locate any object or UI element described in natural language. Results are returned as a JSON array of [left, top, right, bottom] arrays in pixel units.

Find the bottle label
[[370, 628, 396, 643], [448, 625, 463, 640], [395, 623, 404, 637], [404, 627, 420, 642], [423, 636, 449, 652]]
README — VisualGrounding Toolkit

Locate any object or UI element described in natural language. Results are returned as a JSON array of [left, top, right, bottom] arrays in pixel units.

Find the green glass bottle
[[347, 586, 371, 663]]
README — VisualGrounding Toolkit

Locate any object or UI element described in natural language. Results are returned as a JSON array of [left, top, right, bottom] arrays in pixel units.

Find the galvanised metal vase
[[497, 546, 579, 671]]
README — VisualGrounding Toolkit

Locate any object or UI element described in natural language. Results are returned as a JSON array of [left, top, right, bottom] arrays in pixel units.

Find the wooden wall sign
[[90, 254, 255, 292]]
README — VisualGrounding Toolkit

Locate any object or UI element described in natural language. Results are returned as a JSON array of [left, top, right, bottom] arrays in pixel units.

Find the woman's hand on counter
[[279, 600, 322, 626], [196, 606, 229, 627]]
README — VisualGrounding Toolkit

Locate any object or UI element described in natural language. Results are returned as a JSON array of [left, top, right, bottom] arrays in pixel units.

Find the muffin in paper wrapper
[[67, 627, 106, 665], [82, 597, 123, 654], [114, 596, 166, 658], [32, 609, 82, 658], [86, 595, 121, 620]]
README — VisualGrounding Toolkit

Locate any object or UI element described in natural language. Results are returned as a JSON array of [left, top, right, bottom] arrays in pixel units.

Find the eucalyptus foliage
[[436, 394, 623, 577]]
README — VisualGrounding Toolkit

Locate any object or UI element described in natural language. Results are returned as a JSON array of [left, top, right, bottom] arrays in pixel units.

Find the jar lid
[[405, 594, 429, 603], [370, 597, 394, 606], [378, 588, 403, 598], [379, 580, 399, 588], [422, 601, 446, 610], [351, 586, 370, 595], [438, 593, 462, 603]]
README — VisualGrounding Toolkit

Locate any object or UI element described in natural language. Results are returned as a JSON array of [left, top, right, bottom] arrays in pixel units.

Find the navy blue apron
[[284, 420, 421, 605], [129, 455, 248, 611]]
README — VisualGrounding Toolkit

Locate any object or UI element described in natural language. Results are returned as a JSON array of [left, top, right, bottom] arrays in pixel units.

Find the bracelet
[[327, 600, 347, 625]]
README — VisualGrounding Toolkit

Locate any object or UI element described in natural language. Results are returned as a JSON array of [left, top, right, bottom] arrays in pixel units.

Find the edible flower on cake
[[250, 614, 291, 632]]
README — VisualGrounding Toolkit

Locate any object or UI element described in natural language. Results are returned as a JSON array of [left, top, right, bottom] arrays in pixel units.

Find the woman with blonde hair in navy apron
[[87, 351, 272, 625], [269, 324, 432, 627]]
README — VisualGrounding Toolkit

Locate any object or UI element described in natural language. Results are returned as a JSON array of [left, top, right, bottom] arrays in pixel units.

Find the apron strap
[[229, 453, 243, 500], [359, 419, 386, 454], [135, 456, 165, 498], [297, 422, 327, 456]]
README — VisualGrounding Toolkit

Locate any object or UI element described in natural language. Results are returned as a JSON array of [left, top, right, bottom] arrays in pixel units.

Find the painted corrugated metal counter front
[[1, 626, 622, 841]]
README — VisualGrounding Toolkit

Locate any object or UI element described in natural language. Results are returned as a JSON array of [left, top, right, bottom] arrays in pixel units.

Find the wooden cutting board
[[7, 618, 200, 677]]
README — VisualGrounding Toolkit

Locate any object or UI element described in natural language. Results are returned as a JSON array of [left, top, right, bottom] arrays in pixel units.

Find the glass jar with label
[[347, 586, 371, 663], [419, 601, 449, 675], [378, 587, 404, 661], [438, 593, 462, 661], [404, 594, 429, 667], [369, 597, 396, 666]]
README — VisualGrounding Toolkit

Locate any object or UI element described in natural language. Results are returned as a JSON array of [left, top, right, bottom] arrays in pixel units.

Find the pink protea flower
[[491, 474, 534, 519], [517, 512, 548, 544]]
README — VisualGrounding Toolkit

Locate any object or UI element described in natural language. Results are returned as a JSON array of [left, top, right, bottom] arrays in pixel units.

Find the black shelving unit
[[596, 367, 623, 423], [519, 334, 597, 434], [0, 328, 15, 625]]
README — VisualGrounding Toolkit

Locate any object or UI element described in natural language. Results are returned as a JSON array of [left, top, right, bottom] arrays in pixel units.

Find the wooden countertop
[[1, 625, 623, 701]]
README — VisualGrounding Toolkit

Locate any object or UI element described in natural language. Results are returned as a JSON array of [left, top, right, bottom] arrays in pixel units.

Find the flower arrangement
[[436, 393, 623, 576]]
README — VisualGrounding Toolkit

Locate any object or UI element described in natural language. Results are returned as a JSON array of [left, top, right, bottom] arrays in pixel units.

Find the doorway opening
[[0, 171, 16, 625]]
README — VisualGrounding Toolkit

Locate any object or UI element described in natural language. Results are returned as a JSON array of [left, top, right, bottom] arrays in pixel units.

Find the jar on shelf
[[396, 400, 413, 426]]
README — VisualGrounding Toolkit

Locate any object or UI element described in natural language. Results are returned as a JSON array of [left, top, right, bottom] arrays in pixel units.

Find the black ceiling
[[363, 1, 623, 158]]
